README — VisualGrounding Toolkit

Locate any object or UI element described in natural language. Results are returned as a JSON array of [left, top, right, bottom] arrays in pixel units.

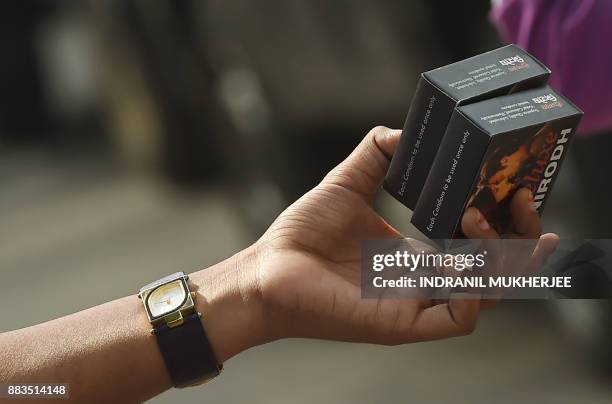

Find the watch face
[[147, 279, 187, 318]]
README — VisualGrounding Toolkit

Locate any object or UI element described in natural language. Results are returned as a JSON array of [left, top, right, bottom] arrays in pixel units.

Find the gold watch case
[[138, 272, 197, 329]]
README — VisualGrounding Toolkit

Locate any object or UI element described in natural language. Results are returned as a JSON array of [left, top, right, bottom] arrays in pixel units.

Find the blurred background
[[1, 1, 612, 403]]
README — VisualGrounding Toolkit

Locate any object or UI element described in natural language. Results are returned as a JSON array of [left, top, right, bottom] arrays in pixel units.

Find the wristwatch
[[138, 272, 222, 387]]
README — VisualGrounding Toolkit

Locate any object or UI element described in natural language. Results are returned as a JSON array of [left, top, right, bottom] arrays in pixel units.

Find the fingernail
[[385, 129, 402, 142], [542, 236, 559, 264], [475, 210, 490, 231], [523, 189, 537, 212], [546, 237, 560, 254]]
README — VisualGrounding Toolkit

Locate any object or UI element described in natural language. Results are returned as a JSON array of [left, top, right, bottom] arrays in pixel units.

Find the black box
[[411, 85, 582, 243], [384, 44, 550, 210]]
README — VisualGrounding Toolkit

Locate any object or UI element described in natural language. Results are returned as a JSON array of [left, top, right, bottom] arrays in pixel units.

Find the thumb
[[323, 126, 402, 202]]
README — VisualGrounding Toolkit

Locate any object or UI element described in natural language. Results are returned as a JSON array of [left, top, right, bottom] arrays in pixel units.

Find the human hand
[[255, 126, 558, 342], [193, 127, 559, 361]]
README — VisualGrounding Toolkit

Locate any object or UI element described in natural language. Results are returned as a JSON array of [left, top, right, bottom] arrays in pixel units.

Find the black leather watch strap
[[154, 312, 221, 387]]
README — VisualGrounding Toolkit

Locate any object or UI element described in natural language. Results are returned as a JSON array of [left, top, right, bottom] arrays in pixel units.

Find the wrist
[[189, 243, 269, 363]]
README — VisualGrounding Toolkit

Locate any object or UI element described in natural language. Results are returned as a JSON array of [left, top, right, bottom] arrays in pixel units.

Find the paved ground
[[1, 151, 610, 403]]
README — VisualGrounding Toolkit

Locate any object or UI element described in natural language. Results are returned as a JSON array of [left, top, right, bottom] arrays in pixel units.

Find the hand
[[253, 126, 558, 345], [193, 127, 559, 362]]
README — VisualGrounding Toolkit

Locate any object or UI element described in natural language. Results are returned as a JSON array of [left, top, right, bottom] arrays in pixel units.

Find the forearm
[[0, 295, 170, 402], [0, 245, 266, 403]]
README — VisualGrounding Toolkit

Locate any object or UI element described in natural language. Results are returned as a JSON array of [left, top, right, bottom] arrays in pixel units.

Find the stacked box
[[384, 44, 550, 210], [411, 85, 583, 244]]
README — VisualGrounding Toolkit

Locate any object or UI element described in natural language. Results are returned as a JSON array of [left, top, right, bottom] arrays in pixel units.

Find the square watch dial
[[146, 279, 187, 318]]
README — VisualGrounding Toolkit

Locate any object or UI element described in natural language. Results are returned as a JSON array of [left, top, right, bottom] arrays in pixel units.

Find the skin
[[0, 127, 559, 403]]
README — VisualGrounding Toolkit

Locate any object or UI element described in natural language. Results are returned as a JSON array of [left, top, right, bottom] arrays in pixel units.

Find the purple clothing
[[490, 0, 612, 135]]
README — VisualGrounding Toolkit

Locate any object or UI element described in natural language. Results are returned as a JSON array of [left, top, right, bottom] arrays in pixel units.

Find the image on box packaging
[[467, 119, 574, 235]]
